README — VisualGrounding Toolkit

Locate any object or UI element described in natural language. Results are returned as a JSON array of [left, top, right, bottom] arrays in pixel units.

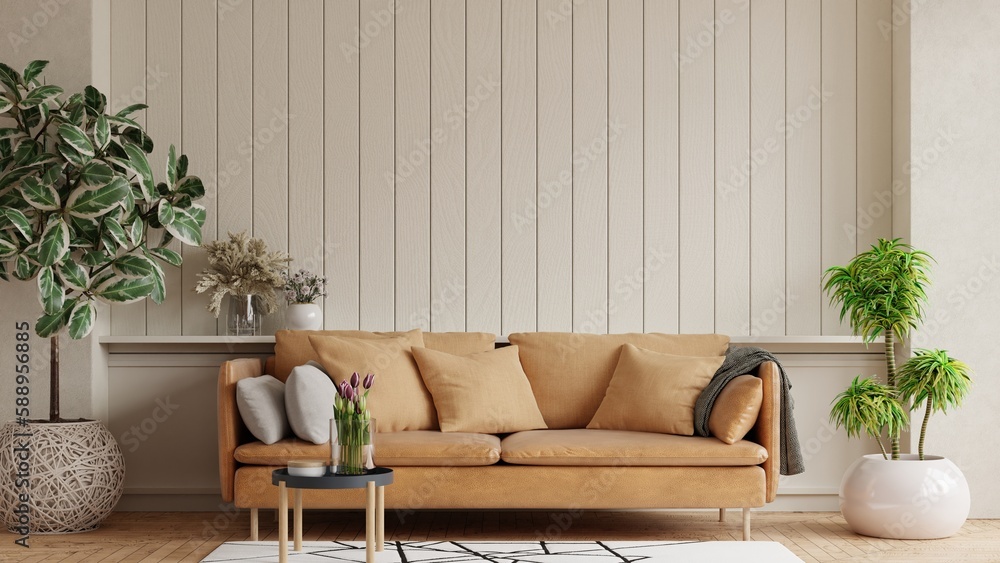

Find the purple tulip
[[350, 372, 360, 388], [344, 385, 354, 401], [338, 380, 350, 399], [363, 373, 375, 389]]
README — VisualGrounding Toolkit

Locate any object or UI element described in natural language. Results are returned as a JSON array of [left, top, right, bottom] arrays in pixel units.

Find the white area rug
[[203, 540, 803, 562]]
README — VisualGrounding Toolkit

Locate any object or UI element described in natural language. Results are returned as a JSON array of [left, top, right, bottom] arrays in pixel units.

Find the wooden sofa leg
[[742, 508, 751, 541], [250, 508, 258, 541], [719, 508, 726, 523]]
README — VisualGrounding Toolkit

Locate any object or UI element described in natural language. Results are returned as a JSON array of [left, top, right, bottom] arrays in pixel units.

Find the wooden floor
[[1, 510, 998, 562]]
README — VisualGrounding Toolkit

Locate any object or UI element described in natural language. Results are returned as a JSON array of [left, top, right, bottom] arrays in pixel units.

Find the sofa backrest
[[273, 329, 496, 381], [508, 332, 730, 429]]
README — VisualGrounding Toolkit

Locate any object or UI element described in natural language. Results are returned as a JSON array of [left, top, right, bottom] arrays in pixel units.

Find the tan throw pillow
[[587, 344, 725, 436], [708, 374, 763, 444], [412, 346, 548, 434], [309, 335, 437, 432], [274, 329, 424, 382]]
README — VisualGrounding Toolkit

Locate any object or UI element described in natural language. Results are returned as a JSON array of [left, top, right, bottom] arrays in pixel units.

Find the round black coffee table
[[271, 467, 394, 563]]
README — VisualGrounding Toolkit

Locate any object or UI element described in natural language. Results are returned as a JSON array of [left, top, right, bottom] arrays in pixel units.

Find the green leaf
[[19, 85, 63, 109], [0, 233, 17, 259], [113, 254, 154, 278], [103, 217, 128, 248], [37, 218, 69, 267], [0, 63, 21, 95], [157, 199, 175, 226], [67, 299, 97, 339], [177, 154, 189, 179], [115, 103, 147, 118], [2, 208, 32, 241], [37, 266, 64, 315], [163, 207, 202, 247], [188, 204, 207, 228], [22, 60, 48, 84], [129, 216, 143, 246], [67, 176, 130, 218], [95, 115, 110, 151], [57, 141, 88, 166], [148, 246, 182, 267], [0, 261, 7, 282], [122, 127, 154, 153], [175, 176, 205, 199], [166, 144, 177, 186], [57, 260, 89, 291], [0, 97, 12, 114], [19, 176, 61, 210], [123, 143, 154, 201], [96, 276, 155, 304], [145, 256, 166, 304], [84, 86, 106, 113], [14, 252, 39, 280], [81, 250, 110, 267], [58, 123, 95, 157], [35, 305, 70, 338], [79, 160, 114, 186]]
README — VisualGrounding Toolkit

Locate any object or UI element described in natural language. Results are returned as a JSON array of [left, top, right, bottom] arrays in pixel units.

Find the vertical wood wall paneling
[[856, 0, 893, 251], [324, 0, 361, 329], [109, 0, 147, 335], [359, 0, 396, 331], [678, 0, 715, 333], [572, 0, 609, 334], [145, 0, 182, 336], [642, 0, 680, 334], [891, 0, 910, 241], [607, 0, 645, 333], [785, 0, 822, 335], [500, 0, 538, 334], [394, 0, 431, 331], [252, 0, 289, 335], [465, 0, 502, 334], [749, 0, 786, 337], [820, 0, 857, 336], [288, 0, 325, 303], [430, 0, 467, 332], [714, 0, 750, 336], [181, 0, 218, 336], [216, 0, 254, 333], [536, 0, 574, 332]]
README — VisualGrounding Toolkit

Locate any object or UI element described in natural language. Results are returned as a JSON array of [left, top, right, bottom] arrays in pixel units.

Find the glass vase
[[330, 417, 375, 475], [226, 294, 263, 336]]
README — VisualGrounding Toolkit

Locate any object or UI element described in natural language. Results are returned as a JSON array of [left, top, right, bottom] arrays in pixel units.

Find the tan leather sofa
[[217, 331, 780, 541]]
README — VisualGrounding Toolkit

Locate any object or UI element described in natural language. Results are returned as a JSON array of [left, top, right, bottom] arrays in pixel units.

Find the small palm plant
[[823, 238, 933, 459], [830, 376, 909, 460], [897, 349, 972, 460]]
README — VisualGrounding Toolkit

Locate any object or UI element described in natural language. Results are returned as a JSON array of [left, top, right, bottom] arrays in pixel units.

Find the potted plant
[[0, 60, 205, 533], [825, 239, 971, 539], [194, 230, 289, 335], [281, 268, 327, 330]]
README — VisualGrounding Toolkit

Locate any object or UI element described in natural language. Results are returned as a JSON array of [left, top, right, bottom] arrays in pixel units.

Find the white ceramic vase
[[839, 453, 970, 539], [285, 303, 323, 330]]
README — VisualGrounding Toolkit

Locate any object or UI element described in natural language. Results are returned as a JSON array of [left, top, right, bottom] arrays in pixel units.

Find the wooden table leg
[[376, 485, 385, 551], [250, 507, 258, 541], [366, 482, 376, 563], [294, 489, 303, 551], [278, 482, 288, 563]]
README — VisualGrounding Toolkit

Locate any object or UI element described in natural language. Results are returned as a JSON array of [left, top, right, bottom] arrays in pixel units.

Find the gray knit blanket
[[694, 346, 805, 476]]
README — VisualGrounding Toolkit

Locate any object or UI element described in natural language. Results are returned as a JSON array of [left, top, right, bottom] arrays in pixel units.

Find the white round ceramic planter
[[285, 303, 323, 330], [840, 454, 970, 539]]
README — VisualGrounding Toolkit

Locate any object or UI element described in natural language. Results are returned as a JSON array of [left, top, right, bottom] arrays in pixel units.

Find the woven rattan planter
[[0, 420, 125, 534]]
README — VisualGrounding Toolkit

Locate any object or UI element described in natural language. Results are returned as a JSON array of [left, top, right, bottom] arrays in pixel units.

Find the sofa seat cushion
[[235, 431, 502, 467], [500, 429, 767, 467]]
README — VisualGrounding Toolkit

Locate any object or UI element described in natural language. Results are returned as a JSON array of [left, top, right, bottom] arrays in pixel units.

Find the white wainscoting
[[102, 0, 897, 339], [104, 337, 884, 512]]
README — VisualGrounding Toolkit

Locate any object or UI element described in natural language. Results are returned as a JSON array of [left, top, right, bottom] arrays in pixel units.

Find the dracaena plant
[[897, 349, 972, 460], [0, 60, 205, 421], [823, 238, 932, 459]]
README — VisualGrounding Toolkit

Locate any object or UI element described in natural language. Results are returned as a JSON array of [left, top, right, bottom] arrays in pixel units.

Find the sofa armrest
[[218, 358, 264, 503], [753, 360, 781, 503]]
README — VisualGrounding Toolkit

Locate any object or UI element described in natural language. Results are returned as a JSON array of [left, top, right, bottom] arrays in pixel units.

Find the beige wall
[[101, 0, 897, 338], [0, 0, 109, 423], [909, 0, 1000, 518]]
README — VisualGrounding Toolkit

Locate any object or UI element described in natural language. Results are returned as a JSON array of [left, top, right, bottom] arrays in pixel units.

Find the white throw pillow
[[236, 375, 291, 445], [285, 362, 336, 444]]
